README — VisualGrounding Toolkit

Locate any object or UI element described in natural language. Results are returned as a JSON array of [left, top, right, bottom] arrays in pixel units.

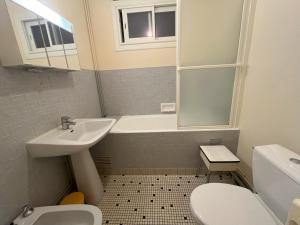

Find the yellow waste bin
[[60, 192, 84, 205]]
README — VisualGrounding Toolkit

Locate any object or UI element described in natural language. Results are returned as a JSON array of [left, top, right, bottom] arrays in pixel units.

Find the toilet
[[190, 145, 300, 225]]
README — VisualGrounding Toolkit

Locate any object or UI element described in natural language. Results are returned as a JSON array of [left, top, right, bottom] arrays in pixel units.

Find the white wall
[[38, 0, 176, 70], [237, 0, 300, 182], [88, 0, 176, 70]]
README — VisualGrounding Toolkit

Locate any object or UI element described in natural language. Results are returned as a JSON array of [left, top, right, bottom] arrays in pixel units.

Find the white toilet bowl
[[190, 145, 300, 225], [190, 183, 279, 225]]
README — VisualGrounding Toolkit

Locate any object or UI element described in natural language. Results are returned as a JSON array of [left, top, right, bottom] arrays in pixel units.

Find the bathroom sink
[[13, 205, 102, 225], [26, 118, 116, 205], [27, 118, 116, 157]]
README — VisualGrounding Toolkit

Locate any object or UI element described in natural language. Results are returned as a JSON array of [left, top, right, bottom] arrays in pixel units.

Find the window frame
[[154, 5, 176, 42], [112, 0, 176, 51], [176, 0, 254, 129], [121, 6, 155, 44]]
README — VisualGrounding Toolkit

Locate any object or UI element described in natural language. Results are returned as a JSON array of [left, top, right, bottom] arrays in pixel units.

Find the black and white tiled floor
[[98, 174, 234, 225]]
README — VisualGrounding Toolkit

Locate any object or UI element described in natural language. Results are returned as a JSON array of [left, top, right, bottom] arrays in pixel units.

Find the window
[[122, 7, 153, 43], [112, 0, 176, 51], [22, 18, 76, 55], [155, 6, 176, 38]]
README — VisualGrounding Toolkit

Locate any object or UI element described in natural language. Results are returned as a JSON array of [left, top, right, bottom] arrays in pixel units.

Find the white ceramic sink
[[13, 205, 102, 225], [27, 118, 116, 157], [26, 118, 116, 205]]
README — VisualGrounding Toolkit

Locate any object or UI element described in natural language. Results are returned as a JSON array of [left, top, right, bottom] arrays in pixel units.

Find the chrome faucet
[[61, 116, 76, 130], [21, 205, 34, 217]]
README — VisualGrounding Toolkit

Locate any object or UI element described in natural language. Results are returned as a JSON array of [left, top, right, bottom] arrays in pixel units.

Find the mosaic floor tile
[[98, 174, 234, 225]]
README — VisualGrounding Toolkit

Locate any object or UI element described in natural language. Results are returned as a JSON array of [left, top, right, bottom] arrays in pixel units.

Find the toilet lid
[[190, 183, 277, 225]]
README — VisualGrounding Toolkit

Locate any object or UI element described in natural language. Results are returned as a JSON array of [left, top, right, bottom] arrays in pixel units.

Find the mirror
[[5, 0, 50, 67], [45, 18, 80, 70], [2, 0, 80, 70], [64, 26, 81, 71], [42, 17, 69, 70]]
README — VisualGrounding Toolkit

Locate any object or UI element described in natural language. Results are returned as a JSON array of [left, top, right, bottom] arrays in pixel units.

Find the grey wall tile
[[99, 67, 176, 116], [0, 67, 101, 225], [91, 130, 239, 169]]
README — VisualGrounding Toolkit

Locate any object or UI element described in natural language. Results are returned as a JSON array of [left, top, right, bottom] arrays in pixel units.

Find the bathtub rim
[[109, 114, 240, 134], [110, 127, 240, 134]]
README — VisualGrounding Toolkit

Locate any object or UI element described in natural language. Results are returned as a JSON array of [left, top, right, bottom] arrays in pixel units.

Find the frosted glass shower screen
[[177, 0, 244, 127], [179, 68, 235, 126], [179, 0, 244, 66]]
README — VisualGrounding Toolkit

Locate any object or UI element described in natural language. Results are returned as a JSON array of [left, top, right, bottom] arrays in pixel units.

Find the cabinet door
[[41, 18, 80, 70], [43, 19, 68, 69], [5, 0, 50, 68], [63, 25, 80, 70]]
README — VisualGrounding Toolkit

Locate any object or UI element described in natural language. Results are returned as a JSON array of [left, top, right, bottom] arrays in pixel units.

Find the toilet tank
[[253, 145, 300, 224]]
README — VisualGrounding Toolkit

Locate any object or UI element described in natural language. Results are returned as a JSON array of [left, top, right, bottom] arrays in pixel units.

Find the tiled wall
[[99, 67, 176, 116], [0, 67, 101, 225], [91, 130, 240, 174]]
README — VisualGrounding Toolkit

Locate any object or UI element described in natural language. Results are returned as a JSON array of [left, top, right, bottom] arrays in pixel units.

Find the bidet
[[12, 205, 102, 225]]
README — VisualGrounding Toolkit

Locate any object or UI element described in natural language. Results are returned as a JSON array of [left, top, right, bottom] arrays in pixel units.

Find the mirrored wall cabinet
[[0, 0, 80, 71]]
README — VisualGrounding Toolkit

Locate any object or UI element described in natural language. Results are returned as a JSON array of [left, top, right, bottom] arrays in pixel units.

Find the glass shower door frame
[[176, 0, 254, 129]]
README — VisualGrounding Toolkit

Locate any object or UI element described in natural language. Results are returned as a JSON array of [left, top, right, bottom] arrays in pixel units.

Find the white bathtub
[[94, 114, 240, 172], [110, 114, 176, 133], [110, 114, 238, 133]]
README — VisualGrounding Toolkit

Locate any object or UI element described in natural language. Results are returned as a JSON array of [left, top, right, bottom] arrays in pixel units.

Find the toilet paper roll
[[286, 199, 300, 225]]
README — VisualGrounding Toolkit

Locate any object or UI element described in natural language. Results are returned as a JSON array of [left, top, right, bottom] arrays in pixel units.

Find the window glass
[[127, 11, 152, 38], [113, 1, 176, 50], [155, 11, 175, 37]]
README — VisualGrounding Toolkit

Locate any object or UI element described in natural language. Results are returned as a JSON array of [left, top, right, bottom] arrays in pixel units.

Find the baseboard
[[233, 169, 253, 191], [55, 181, 75, 205]]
